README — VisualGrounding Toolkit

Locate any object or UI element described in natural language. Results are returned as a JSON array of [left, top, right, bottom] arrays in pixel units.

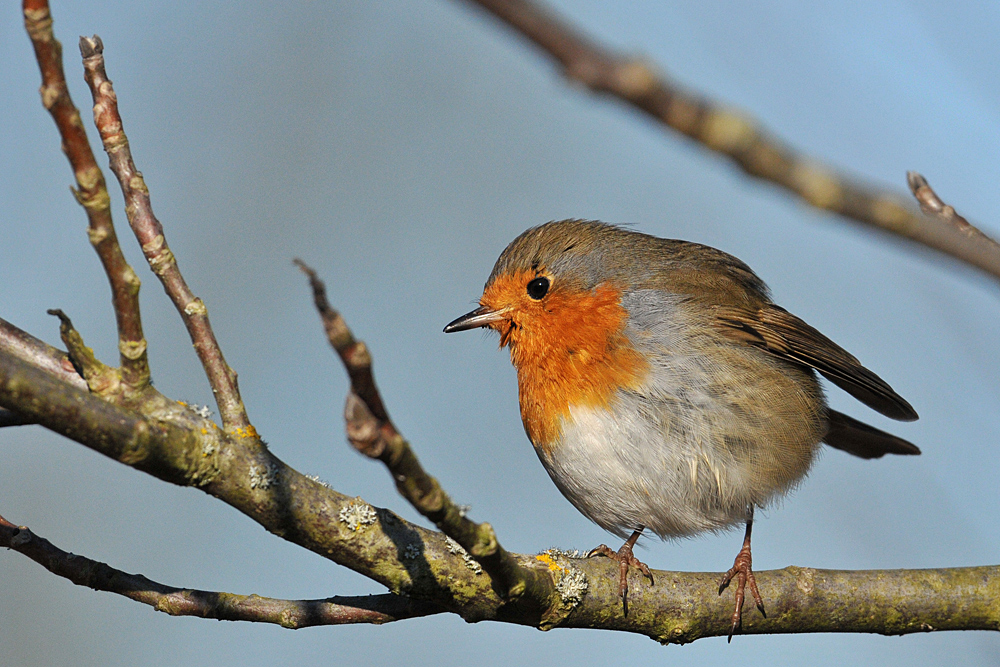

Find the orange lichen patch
[[535, 552, 565, 572], [481, 271, 647, 454]]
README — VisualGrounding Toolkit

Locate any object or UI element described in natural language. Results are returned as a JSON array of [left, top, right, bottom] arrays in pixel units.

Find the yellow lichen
[[536, 552, 565, 572]]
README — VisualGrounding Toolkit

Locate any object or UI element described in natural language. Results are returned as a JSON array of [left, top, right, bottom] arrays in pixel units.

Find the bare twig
[[77, 35, 251, 433], [460, 0, 1000, 282], [294, 259, 558, 615], [0, 513, 444, 627], [22, 0, 150, 389], [907, 172, 995, 244]]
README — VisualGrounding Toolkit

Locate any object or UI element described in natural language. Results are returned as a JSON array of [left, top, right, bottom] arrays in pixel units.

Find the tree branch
[[22, 0, 150, 389], [0, 408, 34, 427], [460, 0, 1000, 282], [0, 341, 511, 624], [0, 314, 84, 427], [0, 346, 195, 480], [0, 316, 84, 391], [294, 260, 559, 618], [77, 34, 250, 432], [0, 513, 444, 628], [560, 560, 1000, 641]]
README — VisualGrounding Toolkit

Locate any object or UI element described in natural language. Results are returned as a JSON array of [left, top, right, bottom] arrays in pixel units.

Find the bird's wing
[[714, 304, 918, 421]]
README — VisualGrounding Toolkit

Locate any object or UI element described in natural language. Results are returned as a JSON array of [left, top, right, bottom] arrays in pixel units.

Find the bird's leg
[[718, 508, 765, 641], [587, 527, 653, 615]]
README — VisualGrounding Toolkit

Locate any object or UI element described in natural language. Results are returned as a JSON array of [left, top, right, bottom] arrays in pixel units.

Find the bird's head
[[444, 220, 648, 448]]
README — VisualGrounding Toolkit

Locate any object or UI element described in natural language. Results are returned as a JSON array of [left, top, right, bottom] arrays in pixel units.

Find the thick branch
[[77, 35, 250, 432], [295, 260, 558, 616], [22, 0, 149, 388], [0, 408, 34, 427], [0, 514, 444, 628], [558, 556, 1000, 641], [0, 347, 194, 482], [461, 0, 1000, 282]]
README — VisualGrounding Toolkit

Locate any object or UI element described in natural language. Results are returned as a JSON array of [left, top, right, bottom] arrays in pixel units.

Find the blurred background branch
[[462, 0, 1000, 282]]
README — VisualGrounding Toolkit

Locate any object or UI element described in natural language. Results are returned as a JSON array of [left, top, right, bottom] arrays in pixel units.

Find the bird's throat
[[506, 284, 648, 455]]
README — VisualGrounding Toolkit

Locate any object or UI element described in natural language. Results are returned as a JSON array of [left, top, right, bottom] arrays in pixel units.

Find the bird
[[443, 219, 919, 638]]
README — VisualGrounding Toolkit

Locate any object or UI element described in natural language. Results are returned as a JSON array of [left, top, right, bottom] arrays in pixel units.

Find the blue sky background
[[2, 1, 999, 665]]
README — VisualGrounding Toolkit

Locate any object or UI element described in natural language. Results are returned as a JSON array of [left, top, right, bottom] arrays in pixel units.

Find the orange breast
[[482, 275, 648, 455]]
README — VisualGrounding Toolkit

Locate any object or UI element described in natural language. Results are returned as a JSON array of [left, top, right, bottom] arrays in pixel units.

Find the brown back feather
[[716, 304, 918, 422]]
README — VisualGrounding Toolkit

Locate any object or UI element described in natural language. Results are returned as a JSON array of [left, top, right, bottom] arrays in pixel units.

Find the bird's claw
[[587, 536, 653, 615], [718, 543, 765, 642]]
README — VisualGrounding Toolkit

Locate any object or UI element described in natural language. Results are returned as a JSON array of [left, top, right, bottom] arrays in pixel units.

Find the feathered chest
[[501, 284, 648, 454]]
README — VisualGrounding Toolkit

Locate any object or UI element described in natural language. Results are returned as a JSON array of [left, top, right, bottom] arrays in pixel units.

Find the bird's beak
[[443, 305, 508, 333]]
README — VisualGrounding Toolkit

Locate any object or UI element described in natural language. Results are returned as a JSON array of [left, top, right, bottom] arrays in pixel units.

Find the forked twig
[[295, 259, 556, 609], [22, 0, 149, 389], [77, 35, 251, 432]]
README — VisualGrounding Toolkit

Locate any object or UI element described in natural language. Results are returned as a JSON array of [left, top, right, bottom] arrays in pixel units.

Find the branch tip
[[292, 257, 315, 278], [78, 34, 102, 58], [46, 308, 71, 327]]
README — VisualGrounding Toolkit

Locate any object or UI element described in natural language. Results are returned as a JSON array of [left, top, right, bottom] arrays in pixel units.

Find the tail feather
[[823, 409, 920, 459]]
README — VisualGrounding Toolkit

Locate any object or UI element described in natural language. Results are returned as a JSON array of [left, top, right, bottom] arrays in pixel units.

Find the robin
[[444, 220, 918, 638]]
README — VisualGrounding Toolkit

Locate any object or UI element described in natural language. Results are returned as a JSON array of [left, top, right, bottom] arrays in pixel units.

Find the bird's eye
[[526, 277, 550, 300]]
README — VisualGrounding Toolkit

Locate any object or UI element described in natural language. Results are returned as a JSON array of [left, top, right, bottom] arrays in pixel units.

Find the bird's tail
[[823, 409, 920, 459]]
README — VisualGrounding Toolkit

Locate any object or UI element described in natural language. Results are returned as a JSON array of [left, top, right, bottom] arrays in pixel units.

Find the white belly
[[538, 397, 748, 539], [537, 363, 823, 539]]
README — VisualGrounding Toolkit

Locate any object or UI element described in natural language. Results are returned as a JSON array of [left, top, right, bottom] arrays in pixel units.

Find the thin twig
[[22, 0, 150, 388], [294, 259, 557, 613], [77, 35, 251, 433], [460, 0, 1000, 282], [907, 172, 991, 243], [0, 513, 444, 628]]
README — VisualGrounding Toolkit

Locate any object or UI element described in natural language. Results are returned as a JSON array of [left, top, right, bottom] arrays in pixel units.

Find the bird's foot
[[718, 541, 765, 642], [587, 528, 653, 615]]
